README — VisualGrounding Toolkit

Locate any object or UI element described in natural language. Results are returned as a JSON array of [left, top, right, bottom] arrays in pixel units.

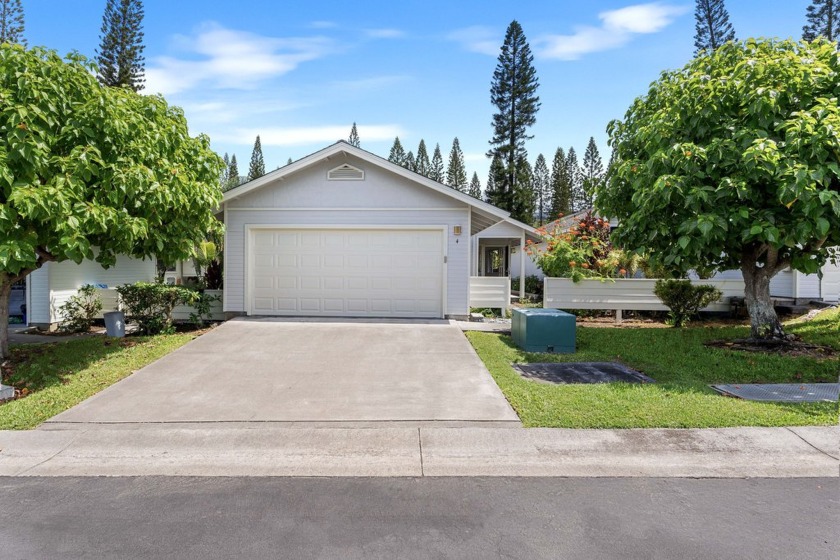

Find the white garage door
[[249, 228, 444, 317]]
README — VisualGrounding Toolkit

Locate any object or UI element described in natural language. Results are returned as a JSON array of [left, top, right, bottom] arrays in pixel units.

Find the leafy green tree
[[430, 143, 444, 182], [0, 46, 224, 357], [0, 0, 25, 45], [96, 0, 146, 91], [404, 151, 415, 172], [348, 122, 360, 147], [468, 172, 482, 199], [287, 157, 293, 165], [388, 136, 406, 166], [532, 154, 550, 224], [580, 137, 603, 209], [415, 139, 431, 177], [226, 154, 239, 190], [694, 0, 736, 54], [566, 147, 586, 211], [446, 138, 468, 192], [600, 39, 840, 340], [803, 0, 838, 41], [247, 135, 265, 181], [487, 20, 540, 216], [549, 147, 571, 219]]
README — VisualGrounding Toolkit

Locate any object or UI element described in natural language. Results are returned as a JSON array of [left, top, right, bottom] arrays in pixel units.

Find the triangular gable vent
[[328, 164, 364, 181]]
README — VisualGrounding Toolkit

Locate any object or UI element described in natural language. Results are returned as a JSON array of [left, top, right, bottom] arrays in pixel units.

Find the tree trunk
[[741, 262, 786, 340], [0, 277, 11, 360]]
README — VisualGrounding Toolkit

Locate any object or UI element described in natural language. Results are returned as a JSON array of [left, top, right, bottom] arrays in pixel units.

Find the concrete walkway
[[45, 318, 520, 427], [0, 425, 836, 477]]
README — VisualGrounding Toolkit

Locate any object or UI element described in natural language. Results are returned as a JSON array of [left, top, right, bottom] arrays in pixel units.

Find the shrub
[[116, 282, 199, 335], [188, 290, 221, 327], [654, 279, 722, 328], [58, 285, 103, 332], [511, 275, 544, 297]]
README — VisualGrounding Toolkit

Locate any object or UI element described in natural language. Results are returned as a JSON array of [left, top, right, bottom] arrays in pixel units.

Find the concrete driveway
[[45, 318, 520, 427]]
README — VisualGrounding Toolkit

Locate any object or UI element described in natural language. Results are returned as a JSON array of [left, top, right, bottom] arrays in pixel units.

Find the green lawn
[[0, 333, 198, 430], [467, 308, 840, 428]]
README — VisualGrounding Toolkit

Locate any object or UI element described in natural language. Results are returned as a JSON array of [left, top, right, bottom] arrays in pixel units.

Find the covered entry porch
[[469, 219, 541, 315]]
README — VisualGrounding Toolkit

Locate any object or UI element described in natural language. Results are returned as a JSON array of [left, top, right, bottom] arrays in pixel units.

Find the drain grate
[[512, 362, 655, 385], [711, 383, 839, 403]]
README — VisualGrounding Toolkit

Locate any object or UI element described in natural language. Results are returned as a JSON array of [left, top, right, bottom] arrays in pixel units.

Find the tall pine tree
[[549, 147, 571, 219], [388, 137, 406, 166], [694, 0, 736, 54], [0, 0, 26, 45], [96, 0, 146, 91], [567, 147, 588, 212], [404, 151, 416, 172], [803, 0, 838, 41], [221, 153, 230, 187], [468, 172, 482, 199], [532, 154, 550, 225], [226, 154, 239, 191], [485, 154, 506, 206], [580, 137, 603, 209], [446, 138, 468, 192], [248, 135, 265, 181], [512, 156, 535, 224], [430, 143, 445, 182], [487, 20, 540, 220], [415, 140, 431, 177], [348, 122, 360, 147]]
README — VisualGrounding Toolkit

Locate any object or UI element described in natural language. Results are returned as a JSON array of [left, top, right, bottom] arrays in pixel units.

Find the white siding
[[469, 277, 510, 309], [770, 269, 794, 297], [510, 244, 544, 279], [48, 254, 156, 292], [473, 220, 526, 239], [27, 266, 50, 324], [821, 261, 840, 302], [224, 156, 471, 317]]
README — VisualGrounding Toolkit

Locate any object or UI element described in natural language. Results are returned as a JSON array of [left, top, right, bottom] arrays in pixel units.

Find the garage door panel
[[249, 228, 443, 318]]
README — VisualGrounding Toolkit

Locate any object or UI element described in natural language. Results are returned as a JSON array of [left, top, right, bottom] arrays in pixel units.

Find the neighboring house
[[221, 141, 539, 319], [26, 254, 201, 329]]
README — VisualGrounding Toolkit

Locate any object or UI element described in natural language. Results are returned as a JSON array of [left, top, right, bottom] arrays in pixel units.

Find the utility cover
[[512, 362, 655, 385], [711, 383, 839, 403]]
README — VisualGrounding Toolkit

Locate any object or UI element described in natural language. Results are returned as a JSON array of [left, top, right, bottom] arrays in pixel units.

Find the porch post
[[519, 232, 526, 303]]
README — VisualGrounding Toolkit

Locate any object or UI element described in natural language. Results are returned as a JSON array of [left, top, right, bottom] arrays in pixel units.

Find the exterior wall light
[[453, 225, 462, 236]]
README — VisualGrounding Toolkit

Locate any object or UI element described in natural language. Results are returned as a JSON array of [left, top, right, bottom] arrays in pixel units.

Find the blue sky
[[27, 0, 810, 184]]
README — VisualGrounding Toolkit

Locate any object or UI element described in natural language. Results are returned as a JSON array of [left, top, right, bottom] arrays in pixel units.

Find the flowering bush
[[527, 212, 640, 282]]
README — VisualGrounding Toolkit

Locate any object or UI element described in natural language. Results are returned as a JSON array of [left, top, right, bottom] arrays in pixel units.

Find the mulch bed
[[705, 338, 837, 359]]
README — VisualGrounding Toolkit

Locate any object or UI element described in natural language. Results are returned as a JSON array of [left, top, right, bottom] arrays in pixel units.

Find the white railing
[[469, 276, 511, 311], [543, 278, 745, 313], [49, 288, 224, 324]]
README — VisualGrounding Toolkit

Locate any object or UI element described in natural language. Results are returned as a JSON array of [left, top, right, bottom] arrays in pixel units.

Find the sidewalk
[[0, 425, 836, 478]]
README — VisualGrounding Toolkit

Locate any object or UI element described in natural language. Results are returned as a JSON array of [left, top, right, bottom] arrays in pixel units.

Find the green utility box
[[511, 308, 576, 353]]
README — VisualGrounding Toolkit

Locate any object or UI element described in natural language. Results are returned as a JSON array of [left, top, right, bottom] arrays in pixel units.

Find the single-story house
[[220, 141, 540, 319], [23, 141, 540, 327]]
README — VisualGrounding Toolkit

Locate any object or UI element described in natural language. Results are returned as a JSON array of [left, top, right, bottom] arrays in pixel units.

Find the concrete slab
[[419, 427, 840, 478], [787, 426, 839, 459], [45, 319, 520, 426], [1, 427, 422, 477]]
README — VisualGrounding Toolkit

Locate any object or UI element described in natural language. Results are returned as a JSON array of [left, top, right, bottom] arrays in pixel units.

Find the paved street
[[0, 476, 836, 559]]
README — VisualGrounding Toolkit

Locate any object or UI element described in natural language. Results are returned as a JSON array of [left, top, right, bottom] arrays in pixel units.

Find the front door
[[483, 246, 508, 277]]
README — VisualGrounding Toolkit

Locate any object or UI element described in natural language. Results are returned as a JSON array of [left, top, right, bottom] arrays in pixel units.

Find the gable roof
[[222, 140, 537, 236]]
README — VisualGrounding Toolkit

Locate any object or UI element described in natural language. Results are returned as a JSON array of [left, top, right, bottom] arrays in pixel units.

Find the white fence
[[543, 278, 745, 313], [49, 288, 224, 324], [469, 276, 511, 311]]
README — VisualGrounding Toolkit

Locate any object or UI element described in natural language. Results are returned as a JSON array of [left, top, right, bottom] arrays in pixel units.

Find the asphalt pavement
[[0, 476, 836, 560]]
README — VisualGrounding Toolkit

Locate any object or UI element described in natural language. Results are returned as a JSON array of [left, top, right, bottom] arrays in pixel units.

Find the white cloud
[[218, 125, 405, 147], [309, 20, 338, 29], [601, 3, 687, 34], [365, 28, 405, 39], [537, 3, 689, 60], [329, 75, 411, 92], [446, 26, 500, 56], [145, 22, 336, 95]]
